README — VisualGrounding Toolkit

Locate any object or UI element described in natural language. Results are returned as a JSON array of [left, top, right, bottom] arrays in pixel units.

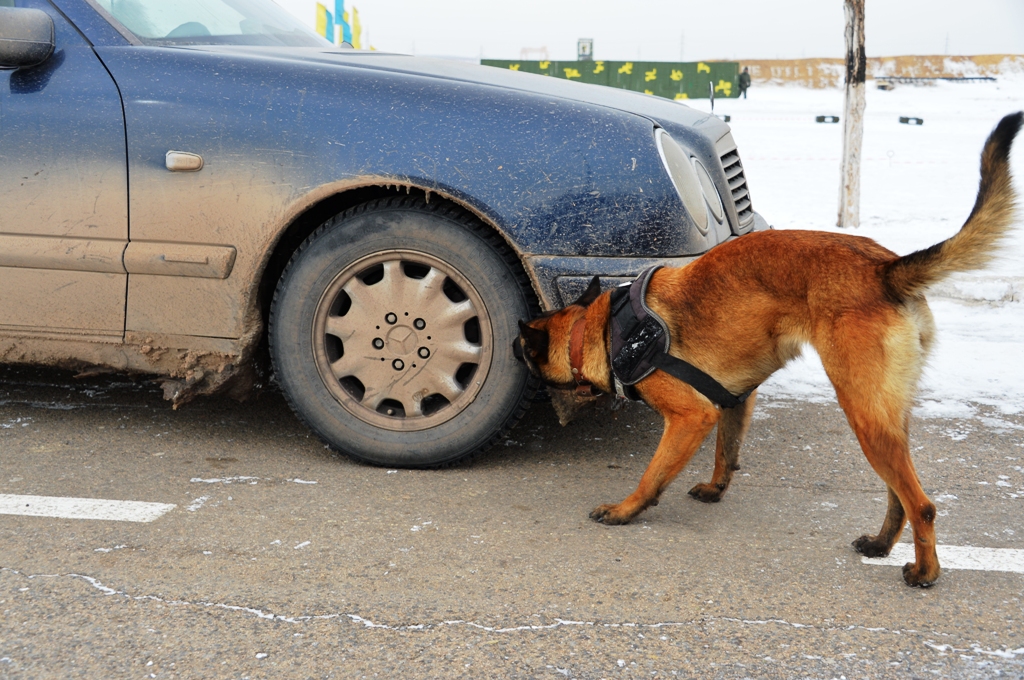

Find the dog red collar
[[569, 317, 600, 397]]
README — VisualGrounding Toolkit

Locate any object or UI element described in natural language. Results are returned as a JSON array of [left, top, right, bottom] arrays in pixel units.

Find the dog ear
[[572, 275, 602, 307], [517, 320, 549, 363]]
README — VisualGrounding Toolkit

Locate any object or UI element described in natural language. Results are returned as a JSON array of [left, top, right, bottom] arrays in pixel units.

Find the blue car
[[0, 0, 769, 466]]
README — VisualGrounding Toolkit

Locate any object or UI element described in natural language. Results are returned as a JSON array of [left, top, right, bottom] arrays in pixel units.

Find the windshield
[[93, 0, 334, 47]]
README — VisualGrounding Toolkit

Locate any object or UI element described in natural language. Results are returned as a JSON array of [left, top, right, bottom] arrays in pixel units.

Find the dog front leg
[[591, 395, 719, 525], [689, 390, 758, 503]]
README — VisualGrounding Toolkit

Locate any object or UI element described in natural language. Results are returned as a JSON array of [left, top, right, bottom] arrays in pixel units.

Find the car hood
[[180, 46, 731, 141]]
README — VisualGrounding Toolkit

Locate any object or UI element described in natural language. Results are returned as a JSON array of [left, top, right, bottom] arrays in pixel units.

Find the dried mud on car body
[[0, 306, 265, 409]]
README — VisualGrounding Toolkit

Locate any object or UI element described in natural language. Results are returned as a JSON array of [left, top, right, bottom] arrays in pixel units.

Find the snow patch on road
[[186, 496, 210, 512], [189, 476, 260, 485]]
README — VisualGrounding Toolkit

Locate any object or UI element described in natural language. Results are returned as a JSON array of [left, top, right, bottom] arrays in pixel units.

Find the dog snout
[[512, 337, 524, 362]]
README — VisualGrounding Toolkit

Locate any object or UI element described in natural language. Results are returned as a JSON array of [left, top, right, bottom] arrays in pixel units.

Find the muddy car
[[0, 0, 768, 467]]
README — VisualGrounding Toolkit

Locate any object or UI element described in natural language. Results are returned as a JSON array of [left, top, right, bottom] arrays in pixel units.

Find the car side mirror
[[0, 7, 55, 70]]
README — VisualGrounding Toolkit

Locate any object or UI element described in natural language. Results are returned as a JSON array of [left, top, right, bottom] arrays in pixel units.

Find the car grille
[[715, 134, 753, 226]]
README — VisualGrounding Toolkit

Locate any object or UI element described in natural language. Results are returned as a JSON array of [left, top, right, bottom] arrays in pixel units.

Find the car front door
[[0, 0, 128, 336]]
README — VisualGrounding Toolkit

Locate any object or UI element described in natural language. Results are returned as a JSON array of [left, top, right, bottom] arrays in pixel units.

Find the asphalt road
[[1, 364, 1022, 679]]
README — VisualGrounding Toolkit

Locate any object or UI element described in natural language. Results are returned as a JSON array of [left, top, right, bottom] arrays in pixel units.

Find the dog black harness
[[608, 266, 753, 409]]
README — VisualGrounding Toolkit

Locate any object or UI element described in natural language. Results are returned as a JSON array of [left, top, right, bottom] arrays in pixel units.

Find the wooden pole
[[838, 0, 865, 228]]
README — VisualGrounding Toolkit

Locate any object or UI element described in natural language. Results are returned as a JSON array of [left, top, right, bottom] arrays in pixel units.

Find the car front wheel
[[270, 197, 536, 467]]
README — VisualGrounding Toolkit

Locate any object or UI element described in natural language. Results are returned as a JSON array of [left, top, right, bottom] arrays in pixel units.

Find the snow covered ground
[[708, 77, 1024, 420]]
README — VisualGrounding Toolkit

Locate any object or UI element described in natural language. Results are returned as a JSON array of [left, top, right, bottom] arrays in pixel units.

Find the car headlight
[[655, 128, 723, 235], [692, 157, 724, 224]]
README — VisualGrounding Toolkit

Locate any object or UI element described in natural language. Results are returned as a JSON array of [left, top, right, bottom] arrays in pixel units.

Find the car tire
[[270, 196, 537, 467]]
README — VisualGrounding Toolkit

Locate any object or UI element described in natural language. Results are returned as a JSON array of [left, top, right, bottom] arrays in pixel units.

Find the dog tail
[[883, 111, 1022, 300]]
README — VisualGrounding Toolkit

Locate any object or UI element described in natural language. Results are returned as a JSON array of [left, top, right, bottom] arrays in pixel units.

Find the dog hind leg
[[828, 366, 940, 585], [851, 485, 906, 557], [591, 377, 720, 525], [689, 390, 758, 503], [819, 311, 939, 585], [849, 420, 938, 586]]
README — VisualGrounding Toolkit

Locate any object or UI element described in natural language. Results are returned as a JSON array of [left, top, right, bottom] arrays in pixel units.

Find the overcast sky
[[276, 0, 1024, 62]]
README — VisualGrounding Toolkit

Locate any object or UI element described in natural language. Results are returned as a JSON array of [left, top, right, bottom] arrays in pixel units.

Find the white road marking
[[862, 543, 1024, 573], [0, 494, 175, 523]]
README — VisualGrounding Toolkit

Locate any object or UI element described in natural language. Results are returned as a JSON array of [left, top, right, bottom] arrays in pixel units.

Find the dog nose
[[512, 338, 524, 362]]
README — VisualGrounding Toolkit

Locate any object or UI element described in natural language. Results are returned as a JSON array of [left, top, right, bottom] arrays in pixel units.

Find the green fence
[[481, 60, 740, 99]]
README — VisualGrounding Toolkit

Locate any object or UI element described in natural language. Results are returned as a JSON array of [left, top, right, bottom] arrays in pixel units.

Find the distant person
[[739, 66, 751, 99]]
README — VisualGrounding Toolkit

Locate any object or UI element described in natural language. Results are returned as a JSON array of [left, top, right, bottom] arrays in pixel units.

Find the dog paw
[[851, 534, 891, 558], [902, 562, 939, 588], [687, 483, 724, 503], [589, 504, 634, 525]]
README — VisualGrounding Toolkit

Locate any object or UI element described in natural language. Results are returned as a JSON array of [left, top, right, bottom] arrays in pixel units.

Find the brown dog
[[516, 112, 1021, 587]]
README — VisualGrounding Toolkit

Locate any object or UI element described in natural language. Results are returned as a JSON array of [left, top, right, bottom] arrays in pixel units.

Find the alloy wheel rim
[[311, 250, 493, 432]]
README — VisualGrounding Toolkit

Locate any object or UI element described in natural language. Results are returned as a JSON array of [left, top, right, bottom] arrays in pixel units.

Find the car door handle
[[165, 150, 204, 172]]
